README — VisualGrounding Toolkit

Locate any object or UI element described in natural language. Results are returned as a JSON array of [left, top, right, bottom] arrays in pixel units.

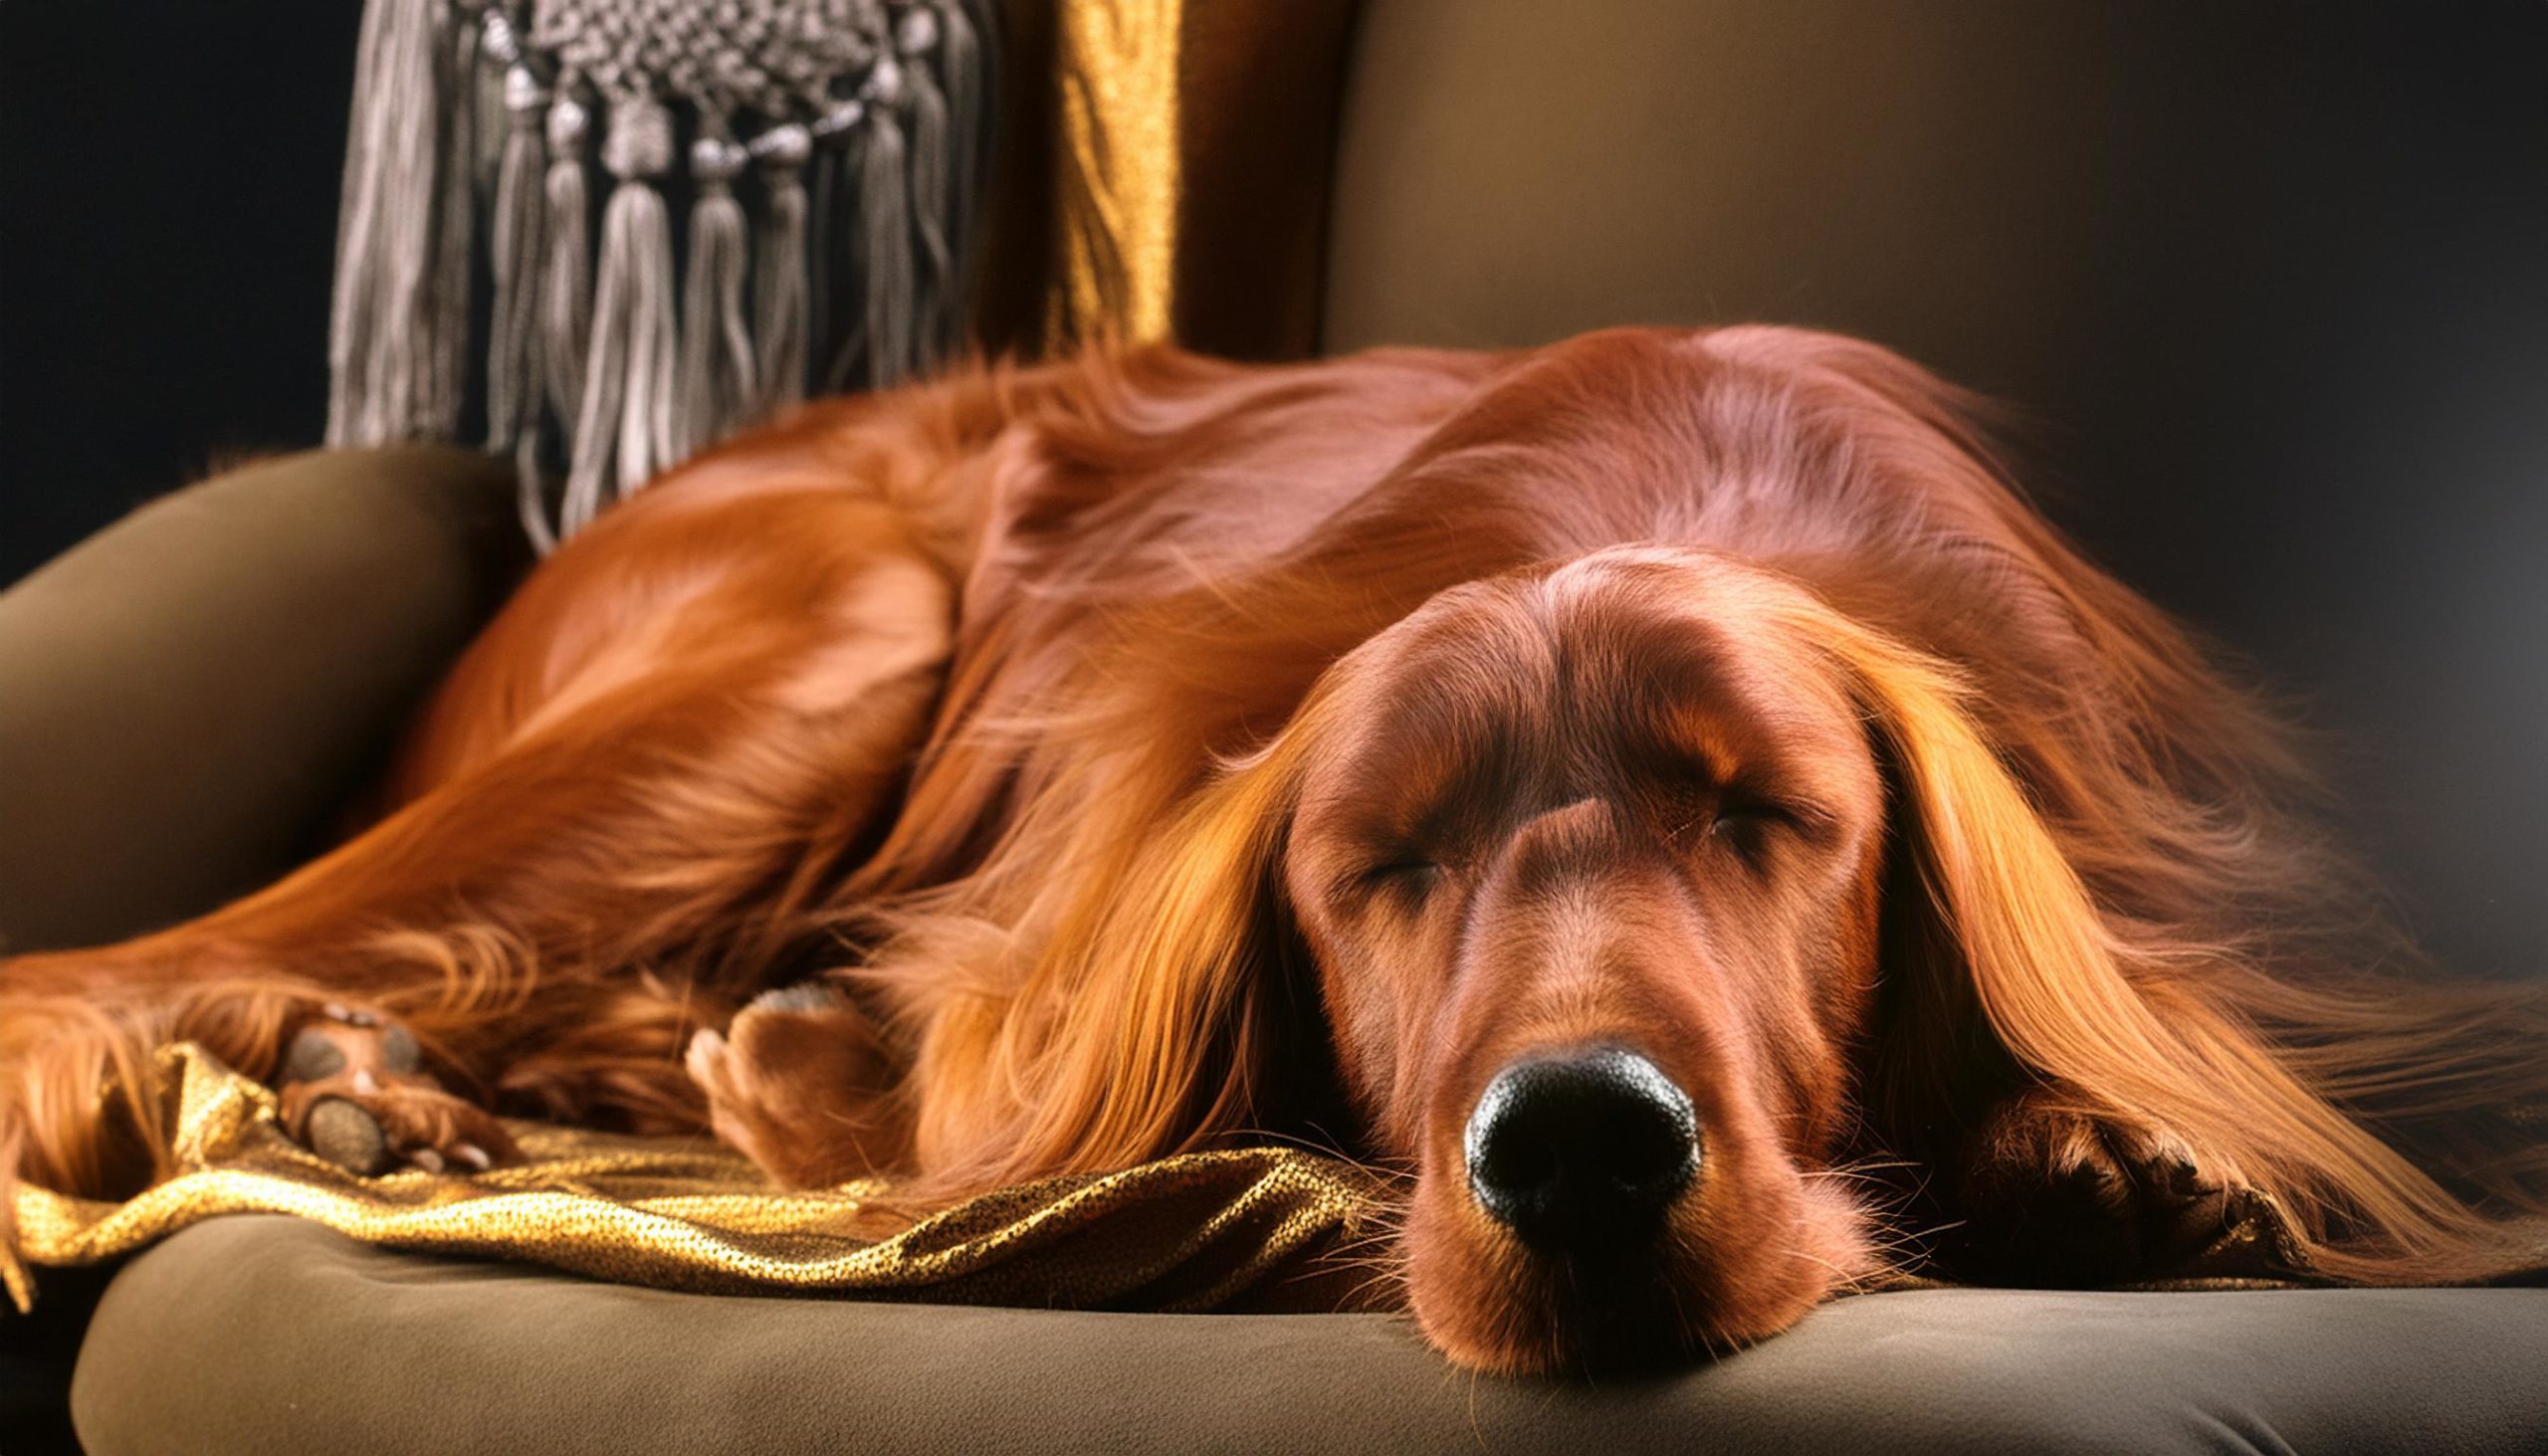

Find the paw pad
[[274, 1007, 513, 1176], [304, 1096, 393, 1176]]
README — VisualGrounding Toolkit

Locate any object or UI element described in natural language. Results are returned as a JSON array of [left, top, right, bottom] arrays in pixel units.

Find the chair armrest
[[0, 444, 524, 953]]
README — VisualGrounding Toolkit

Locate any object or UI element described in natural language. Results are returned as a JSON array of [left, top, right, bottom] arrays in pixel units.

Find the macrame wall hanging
[[325, 0, 993, 551]]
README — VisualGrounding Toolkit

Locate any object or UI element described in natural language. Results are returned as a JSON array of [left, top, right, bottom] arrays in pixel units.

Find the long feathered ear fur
[[887, 696, 1333, 1197], [1806, 606, 2548, 1282]]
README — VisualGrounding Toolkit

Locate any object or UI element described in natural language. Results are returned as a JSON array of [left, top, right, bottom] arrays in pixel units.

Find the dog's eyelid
[[1711, 790, 1832, 838], [1338, 860, 1449, 910], [1330, 848, 1452, 901], [1715, 786, 1793, 821]]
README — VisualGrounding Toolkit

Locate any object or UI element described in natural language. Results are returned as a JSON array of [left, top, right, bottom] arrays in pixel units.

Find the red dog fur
[[5, 327, 2544, 1371]]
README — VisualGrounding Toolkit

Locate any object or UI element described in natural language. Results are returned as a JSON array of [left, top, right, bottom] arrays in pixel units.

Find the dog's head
[[1271, 543, 2121, 1369], [1280, 548, 1894, 1368], [1278, 547, 1901, 1368]]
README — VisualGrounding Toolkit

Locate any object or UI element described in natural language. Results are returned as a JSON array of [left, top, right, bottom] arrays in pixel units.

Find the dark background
[[1, 2, 362, 587]]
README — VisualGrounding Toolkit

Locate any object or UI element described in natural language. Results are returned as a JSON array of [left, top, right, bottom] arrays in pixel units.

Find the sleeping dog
[[7, 326, 2542, 1371]]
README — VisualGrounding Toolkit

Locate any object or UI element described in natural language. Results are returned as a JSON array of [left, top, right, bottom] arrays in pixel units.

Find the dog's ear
[[1814, 614, 2504, 1277], [921, 708, 1329, 1188], [1835, 632, 2175, 1130]]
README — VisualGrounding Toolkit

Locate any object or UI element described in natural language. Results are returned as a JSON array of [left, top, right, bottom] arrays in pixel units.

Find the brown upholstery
[[74, 1216, 2548, 1455], [0, 445, 521, 954]]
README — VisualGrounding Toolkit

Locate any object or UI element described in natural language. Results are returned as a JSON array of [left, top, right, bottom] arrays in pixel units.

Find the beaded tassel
[[562, 97, 680, 532], [860, 53, 916, 389], [751, 124, 814, 417], [486, 60, 551, 456], [677, 131, 759, 455]]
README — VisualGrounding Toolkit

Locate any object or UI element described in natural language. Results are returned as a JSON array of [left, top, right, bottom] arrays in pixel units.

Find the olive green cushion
[[69, 1215, 2548, 1454], [0, 444, 521, 954]]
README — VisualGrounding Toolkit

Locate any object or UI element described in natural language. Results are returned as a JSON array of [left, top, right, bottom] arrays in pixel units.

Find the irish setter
[[5, 326, 2544, 1372]]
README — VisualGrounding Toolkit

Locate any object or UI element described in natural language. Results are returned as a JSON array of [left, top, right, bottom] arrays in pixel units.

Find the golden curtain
[[972, 0, 1364, 360]]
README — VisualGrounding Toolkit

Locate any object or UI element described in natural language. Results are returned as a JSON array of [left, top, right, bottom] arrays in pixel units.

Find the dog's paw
[[686, 982, 905, 1188], [1953, 1091, 2240, 1283], [275, 1006, 517, 1176]]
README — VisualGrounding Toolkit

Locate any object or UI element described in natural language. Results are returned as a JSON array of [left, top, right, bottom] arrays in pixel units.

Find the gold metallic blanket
[[5, 1043, 1384, 1316]]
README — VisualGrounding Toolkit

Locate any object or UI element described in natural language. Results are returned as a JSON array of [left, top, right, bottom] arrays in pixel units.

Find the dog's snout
[[1463, 1048, 1699, 1249]]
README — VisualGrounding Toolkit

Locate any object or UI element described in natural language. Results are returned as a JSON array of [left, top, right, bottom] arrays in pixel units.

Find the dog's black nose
[[1464, 1048, 1699, 1249]]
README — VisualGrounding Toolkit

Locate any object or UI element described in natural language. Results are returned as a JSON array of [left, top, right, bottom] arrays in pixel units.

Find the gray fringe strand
[[860, 63, 915, 393], [752, 126, 813, 418], [678, 133, 760, 456], [486, 65, 549, 454]]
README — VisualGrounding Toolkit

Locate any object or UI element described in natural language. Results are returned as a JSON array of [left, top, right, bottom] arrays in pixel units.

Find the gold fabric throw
[[4, 1043, 1383, 1316]]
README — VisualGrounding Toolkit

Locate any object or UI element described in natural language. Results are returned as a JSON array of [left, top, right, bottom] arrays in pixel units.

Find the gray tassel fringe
[[326, 0, 994, 551]]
